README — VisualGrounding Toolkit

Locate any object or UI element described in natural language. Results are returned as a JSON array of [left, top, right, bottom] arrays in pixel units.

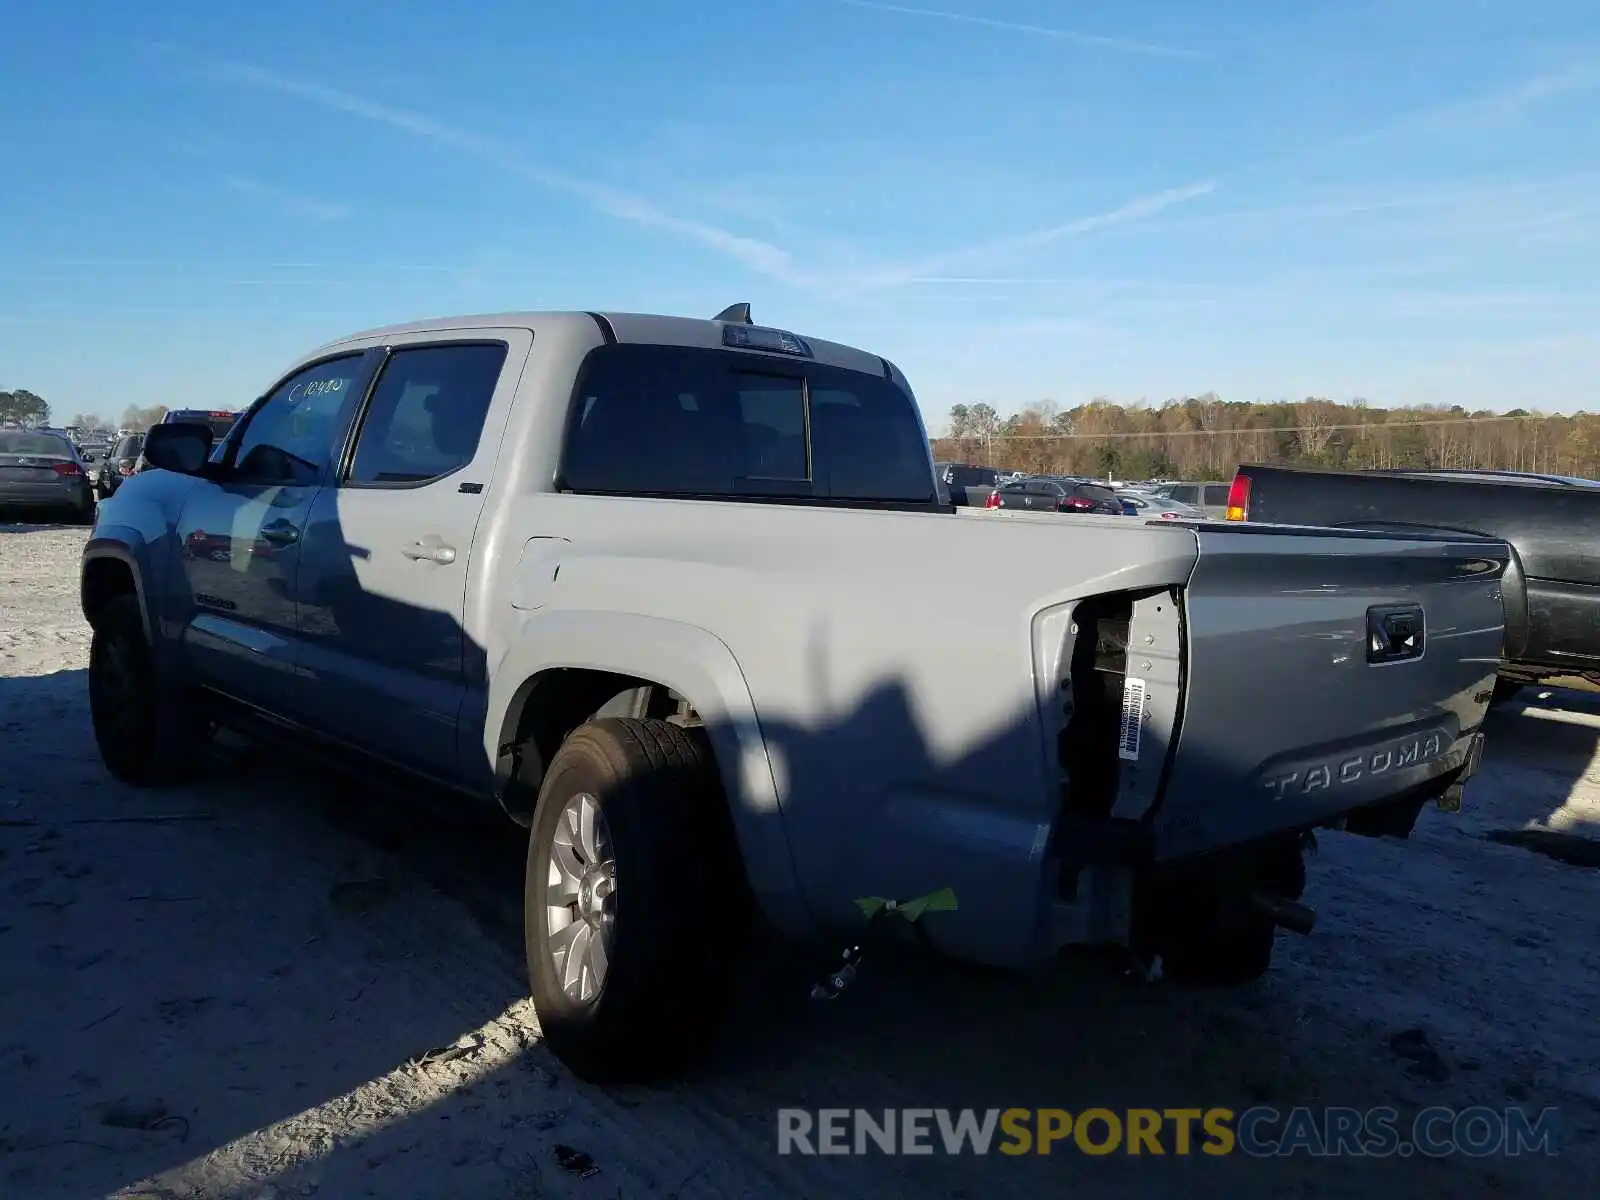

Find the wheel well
[[82, 557, 138, 631], [496, 669, 701, 825]]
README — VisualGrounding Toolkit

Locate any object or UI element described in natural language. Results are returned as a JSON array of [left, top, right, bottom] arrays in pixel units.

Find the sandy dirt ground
[[1, 524, 1597, 1200]]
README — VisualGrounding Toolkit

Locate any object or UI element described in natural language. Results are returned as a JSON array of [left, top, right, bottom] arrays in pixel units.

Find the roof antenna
[[713, 302, 753, 324]]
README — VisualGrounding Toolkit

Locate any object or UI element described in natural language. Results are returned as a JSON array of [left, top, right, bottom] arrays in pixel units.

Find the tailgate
[[1150, 522, 1507, 860]]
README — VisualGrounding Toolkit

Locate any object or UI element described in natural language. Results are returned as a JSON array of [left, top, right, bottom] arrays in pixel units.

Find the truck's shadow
[[1471, 687, 1600, 864]]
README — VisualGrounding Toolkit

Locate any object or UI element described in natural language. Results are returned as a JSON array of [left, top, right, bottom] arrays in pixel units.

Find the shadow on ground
[[3, 664, 1593, 1200], [1475, 687, 1600, 865]]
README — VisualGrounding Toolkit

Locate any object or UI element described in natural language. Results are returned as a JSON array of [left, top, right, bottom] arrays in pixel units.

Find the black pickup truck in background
[[934, 461, 1000, 507], [1226, 464, 1600, 701]]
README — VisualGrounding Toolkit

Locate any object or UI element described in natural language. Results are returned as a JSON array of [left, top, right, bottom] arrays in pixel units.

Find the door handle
[[260, 520, 300, 546], [402, 536, 456, 565]]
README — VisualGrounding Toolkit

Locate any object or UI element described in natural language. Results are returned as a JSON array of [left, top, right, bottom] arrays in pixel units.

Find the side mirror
[[142, 422, 214, 475]]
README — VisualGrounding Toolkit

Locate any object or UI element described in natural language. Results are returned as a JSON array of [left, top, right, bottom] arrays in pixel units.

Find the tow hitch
[[1250, 891, 1316, 936]]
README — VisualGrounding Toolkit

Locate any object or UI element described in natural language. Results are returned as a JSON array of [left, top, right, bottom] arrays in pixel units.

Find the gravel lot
[[2, 524, 1597, 1199]]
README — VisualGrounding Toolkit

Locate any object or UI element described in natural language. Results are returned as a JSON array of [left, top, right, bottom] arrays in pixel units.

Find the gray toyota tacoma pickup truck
[[81, 304, 1503, 1083]]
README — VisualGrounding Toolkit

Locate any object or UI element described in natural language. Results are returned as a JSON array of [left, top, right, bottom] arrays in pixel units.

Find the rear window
[[1078, 483, 1117, 503], [1167, 484, 1199, 504], [560, 344, 936, 503], [0, 432, 72, 456]]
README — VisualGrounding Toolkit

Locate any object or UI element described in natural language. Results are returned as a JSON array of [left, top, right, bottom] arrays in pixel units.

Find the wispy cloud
[[225, 176, 351, 223], [841, 180, 1220, 292], [1314, 63, 1600, 154], [207, 61, 823, 288], [1411, 62, 1600, 131], [205, 60, 1208, 294], [835, 0, 1200, 60]]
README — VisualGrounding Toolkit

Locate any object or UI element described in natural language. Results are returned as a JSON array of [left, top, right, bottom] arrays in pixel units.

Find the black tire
[[89, 594, 211, 786], [1160, 917, 1277, 986], [524, 716, 745, 1084], [1343, 796, 1426, 840], [1139, 838, 1304, 987], [69, 498, 96, 526]]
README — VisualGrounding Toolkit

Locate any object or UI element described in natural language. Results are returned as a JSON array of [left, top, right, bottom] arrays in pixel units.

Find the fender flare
[[81, 531, 157, 643], [487, 609, 815, 940]]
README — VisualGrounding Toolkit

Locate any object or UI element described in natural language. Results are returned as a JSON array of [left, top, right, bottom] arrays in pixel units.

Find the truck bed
[[487, 497, 1506, 962]]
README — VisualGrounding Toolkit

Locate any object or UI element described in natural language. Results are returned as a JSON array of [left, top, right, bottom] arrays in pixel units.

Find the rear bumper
[[0, 480, 90, 509]]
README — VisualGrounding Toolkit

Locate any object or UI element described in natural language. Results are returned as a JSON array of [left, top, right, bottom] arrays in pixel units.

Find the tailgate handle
[[1367, 604, 1425, 665]]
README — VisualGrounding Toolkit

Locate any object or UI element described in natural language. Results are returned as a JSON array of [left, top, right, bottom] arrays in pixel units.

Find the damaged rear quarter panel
[[488, 497, 1199, 967]]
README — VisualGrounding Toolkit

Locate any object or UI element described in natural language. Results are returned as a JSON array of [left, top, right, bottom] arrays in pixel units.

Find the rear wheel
[[1343, 796, 1427, 840], [89, 594, 211, 786], [1135, 837, 1305, 986], [523, 717, 745, 1083]]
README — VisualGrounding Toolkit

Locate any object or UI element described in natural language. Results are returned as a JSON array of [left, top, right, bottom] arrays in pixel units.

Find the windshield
[[0, 432, 73, 457]]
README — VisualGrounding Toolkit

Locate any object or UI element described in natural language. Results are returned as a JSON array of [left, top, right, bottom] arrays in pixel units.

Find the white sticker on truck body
[[1119, 676, 1147, 761]]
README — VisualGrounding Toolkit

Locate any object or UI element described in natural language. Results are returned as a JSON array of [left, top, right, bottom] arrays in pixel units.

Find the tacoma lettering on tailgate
[[1261, 729, 1447, 801]]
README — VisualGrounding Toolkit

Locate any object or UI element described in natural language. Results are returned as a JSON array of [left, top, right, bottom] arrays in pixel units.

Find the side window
[[348, 343, 508, 486], [233, 355, 367, 485], [1169, 484, 1198, 504], [1202, 483, 1231, 507]]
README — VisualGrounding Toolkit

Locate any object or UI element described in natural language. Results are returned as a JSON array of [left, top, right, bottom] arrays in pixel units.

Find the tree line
[[0, 388, 169, 434], [933, 396, 1600, 481], [0, 388, 50, 429]]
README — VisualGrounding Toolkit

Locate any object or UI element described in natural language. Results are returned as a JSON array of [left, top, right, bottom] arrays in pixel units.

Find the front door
[[175, 352, 378, 714], [296, 333, 526, 785]]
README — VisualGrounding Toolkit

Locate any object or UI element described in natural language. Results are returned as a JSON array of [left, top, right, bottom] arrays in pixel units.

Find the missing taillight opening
[[1058, 593, 1134, 822]]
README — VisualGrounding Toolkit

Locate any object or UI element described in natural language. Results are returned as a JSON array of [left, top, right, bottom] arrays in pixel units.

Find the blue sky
[[2, 0, 1597, 431]]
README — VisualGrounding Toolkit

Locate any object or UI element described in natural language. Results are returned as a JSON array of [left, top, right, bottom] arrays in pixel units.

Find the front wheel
[[89, 594, 211, 786], [523, 717, 746, 1084]]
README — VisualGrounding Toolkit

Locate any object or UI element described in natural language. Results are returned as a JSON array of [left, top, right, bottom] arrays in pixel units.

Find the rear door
[[1023, 479, 1062, 511], [296, 331, 530, 785], [1144, 525, 1508, 860]]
